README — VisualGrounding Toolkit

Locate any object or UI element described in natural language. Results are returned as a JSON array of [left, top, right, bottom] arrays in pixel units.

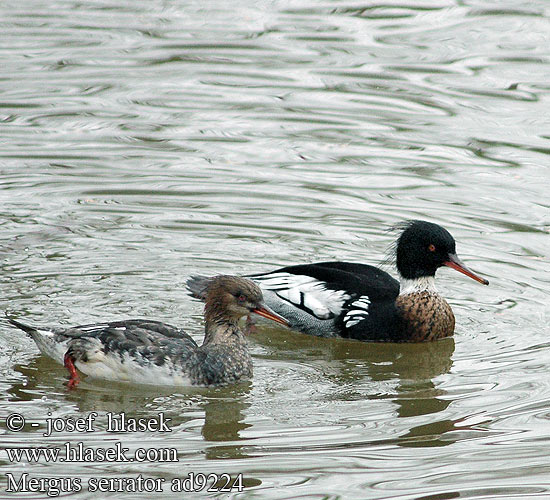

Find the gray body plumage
[[9, 318, 251, 386], [6, 275, 285, 387]]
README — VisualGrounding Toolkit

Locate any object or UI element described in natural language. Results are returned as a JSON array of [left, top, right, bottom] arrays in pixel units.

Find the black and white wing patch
[[343, 296, 371, 328], [253, 272, 350, 319]]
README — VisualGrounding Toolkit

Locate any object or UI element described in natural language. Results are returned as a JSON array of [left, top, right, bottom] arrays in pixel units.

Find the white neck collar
[[399, 276, 437, 295]]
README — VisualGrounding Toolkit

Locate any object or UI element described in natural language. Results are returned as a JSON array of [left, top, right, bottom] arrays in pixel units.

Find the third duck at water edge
[[188, 220, 489, 343]]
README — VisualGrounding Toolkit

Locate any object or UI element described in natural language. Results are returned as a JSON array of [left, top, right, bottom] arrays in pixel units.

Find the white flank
[[74, 339, 193, 386], [30, 331, 192, 387], [254, 272, 350, 319]]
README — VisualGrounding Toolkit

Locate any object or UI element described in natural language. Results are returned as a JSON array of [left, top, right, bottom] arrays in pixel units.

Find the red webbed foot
[[63, 352, 80, 389]]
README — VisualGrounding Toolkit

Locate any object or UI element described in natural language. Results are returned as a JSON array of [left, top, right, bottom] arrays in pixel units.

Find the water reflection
[[202, 388, 252, 460], [264, 333, 467, 449], [258, 326, 453, 378], [9, 356, 66, 402], [9, 353, 252, 439], [202, 392, 251, 443], [257, 328, 455, 432]]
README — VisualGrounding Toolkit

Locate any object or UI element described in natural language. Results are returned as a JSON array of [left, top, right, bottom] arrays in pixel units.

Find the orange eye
[[428, 244, 436, 252]]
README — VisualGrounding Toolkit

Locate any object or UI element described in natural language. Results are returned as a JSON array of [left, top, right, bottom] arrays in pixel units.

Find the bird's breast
[[395, 291, 455, 342]]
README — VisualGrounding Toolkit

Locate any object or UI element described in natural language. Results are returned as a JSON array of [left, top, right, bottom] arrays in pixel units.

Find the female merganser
[[187, 221, 489, 342], [8, 275, 289, 388]]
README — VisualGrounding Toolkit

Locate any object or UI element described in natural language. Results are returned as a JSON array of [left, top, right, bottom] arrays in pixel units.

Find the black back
[[273, 261, 399, 301]]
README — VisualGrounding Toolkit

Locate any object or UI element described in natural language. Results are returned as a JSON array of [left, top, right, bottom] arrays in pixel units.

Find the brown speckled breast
[[395, 292, 455, 342]]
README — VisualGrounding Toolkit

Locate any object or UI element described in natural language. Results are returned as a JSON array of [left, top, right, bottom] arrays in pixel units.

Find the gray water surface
[[1, 0, 550, 498]]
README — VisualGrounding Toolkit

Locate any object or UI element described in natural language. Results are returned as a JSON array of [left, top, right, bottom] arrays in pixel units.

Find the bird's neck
[[203, 302, 243, 345], [399, 276, 437, 296]]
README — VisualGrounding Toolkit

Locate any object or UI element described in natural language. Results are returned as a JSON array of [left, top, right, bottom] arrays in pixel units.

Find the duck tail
[[7, 317, 39, 337]]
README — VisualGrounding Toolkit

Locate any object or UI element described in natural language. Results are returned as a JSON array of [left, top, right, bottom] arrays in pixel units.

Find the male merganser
[[8, 276, 289, 388], [187, 221, 489, 342]]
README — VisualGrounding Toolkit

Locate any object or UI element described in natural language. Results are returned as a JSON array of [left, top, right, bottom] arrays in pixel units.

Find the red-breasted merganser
[[187, 221, 489, 343], [8, 276, 289, 388]]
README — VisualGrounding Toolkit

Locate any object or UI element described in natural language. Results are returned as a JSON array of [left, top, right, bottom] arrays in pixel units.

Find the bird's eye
[[237, 294, 246, 303], [428, 244, 436, 252]]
